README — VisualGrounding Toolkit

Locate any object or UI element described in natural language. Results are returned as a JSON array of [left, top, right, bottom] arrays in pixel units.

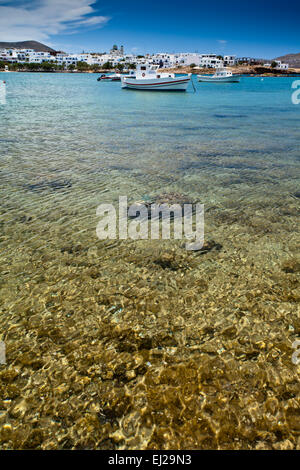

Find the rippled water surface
[[0, 72, 299, 449]]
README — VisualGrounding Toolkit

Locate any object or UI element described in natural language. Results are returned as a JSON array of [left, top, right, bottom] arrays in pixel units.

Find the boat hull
[[121, 76, 190, 91], [198, 75, 240, 83]]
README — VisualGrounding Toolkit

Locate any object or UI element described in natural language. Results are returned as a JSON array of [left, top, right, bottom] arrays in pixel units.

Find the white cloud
[[0, 0, 110, 42], [218, 40, 227, 44]]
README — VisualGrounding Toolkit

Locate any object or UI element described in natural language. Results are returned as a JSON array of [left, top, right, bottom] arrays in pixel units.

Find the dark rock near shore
[[128, 192, 197, 220], [195, 240, 223, 254], [25, 179, 72, 192], [282, 260, 300, 274]]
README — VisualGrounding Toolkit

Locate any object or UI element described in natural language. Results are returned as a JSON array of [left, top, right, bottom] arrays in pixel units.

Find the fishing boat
[[198, 67, 240, 83], [97, 71, 136, 82], [121, 64, 191, 91], [97, 73, 122, 82]]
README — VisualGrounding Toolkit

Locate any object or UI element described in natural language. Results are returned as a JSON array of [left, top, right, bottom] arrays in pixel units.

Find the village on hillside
[[0, 43, 295, 74]]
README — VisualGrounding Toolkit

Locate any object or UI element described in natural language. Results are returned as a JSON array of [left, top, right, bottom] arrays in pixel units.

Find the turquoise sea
[[0, 72, 299, 450]]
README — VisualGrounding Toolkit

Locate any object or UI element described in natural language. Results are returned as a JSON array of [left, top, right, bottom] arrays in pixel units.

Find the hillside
[[275, 52, 300, 67], [0, 41, 56, 53]]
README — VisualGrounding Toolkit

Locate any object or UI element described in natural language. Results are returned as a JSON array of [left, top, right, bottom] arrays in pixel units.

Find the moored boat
[[97, 73, 122, 82], [198, 67, 240, 83], [121, 64, 191, 91], [97, 71, 136, 82]]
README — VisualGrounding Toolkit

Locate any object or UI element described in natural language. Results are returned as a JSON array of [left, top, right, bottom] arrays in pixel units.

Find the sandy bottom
[[0, 154, 299, 450]]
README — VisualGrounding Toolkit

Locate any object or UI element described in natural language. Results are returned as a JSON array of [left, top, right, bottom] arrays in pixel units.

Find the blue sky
[[0, 0, 299, 58]]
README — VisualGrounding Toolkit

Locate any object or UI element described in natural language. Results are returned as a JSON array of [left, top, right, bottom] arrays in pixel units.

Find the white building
[[151, 53, 174, 68], [237, 57, 258, 65], [224, 55, 236, 66], [24, 50, 54, 63], [0, 45, 243, 71], [198, 54, 224, 68], [0, 48, 56, 64], [0, 48, 19, 62], [263, 60, 289, 70], [151, 53, 224, 68], [275, 60, 289, 70], [52, 52, 123, 67], [172, 53, 203, 66]]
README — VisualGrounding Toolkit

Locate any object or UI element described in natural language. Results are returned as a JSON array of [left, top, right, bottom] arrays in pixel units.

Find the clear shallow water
[[0, 72, 299, 450]]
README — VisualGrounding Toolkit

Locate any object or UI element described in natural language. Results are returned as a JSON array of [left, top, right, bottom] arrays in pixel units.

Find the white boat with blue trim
[[198, 67, 240, 83], [121, 64, 191, 91]]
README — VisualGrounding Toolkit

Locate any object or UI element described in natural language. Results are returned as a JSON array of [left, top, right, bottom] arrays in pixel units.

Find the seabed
[[0, 73, 299, 449]]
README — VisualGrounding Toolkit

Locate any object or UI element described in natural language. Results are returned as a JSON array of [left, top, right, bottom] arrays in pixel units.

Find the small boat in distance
[[97, 71, 136, 82], [198, 67, 240, 83], [121, 64, 191, 91], [98, 73, 122, 82]]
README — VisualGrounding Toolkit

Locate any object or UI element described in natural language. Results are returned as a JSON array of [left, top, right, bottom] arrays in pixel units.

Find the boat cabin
[[214, 67, 233, 77], [135, 64, 174, 79]]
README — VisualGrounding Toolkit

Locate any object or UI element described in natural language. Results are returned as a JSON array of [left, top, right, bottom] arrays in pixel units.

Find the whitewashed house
[[198, 54, 224, 68], [223, 55, 237, 66], [0, 48, 19, 62], [264, 60, 289, 70], [172, 53, 202, 66], [151, 53, 174, 68], [275, 61, 289, 70]]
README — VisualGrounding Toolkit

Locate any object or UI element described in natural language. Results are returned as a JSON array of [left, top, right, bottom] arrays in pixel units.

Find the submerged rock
[[194, 239, 223, 254], [25, 179, 72, 192], [152, 192, 195, 206], [128, 192, 197, 220], [60, 244, 84, 255], [17, 215, 33, 223], [282, 259, 300, 273], [154, 253, 181, 271]]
